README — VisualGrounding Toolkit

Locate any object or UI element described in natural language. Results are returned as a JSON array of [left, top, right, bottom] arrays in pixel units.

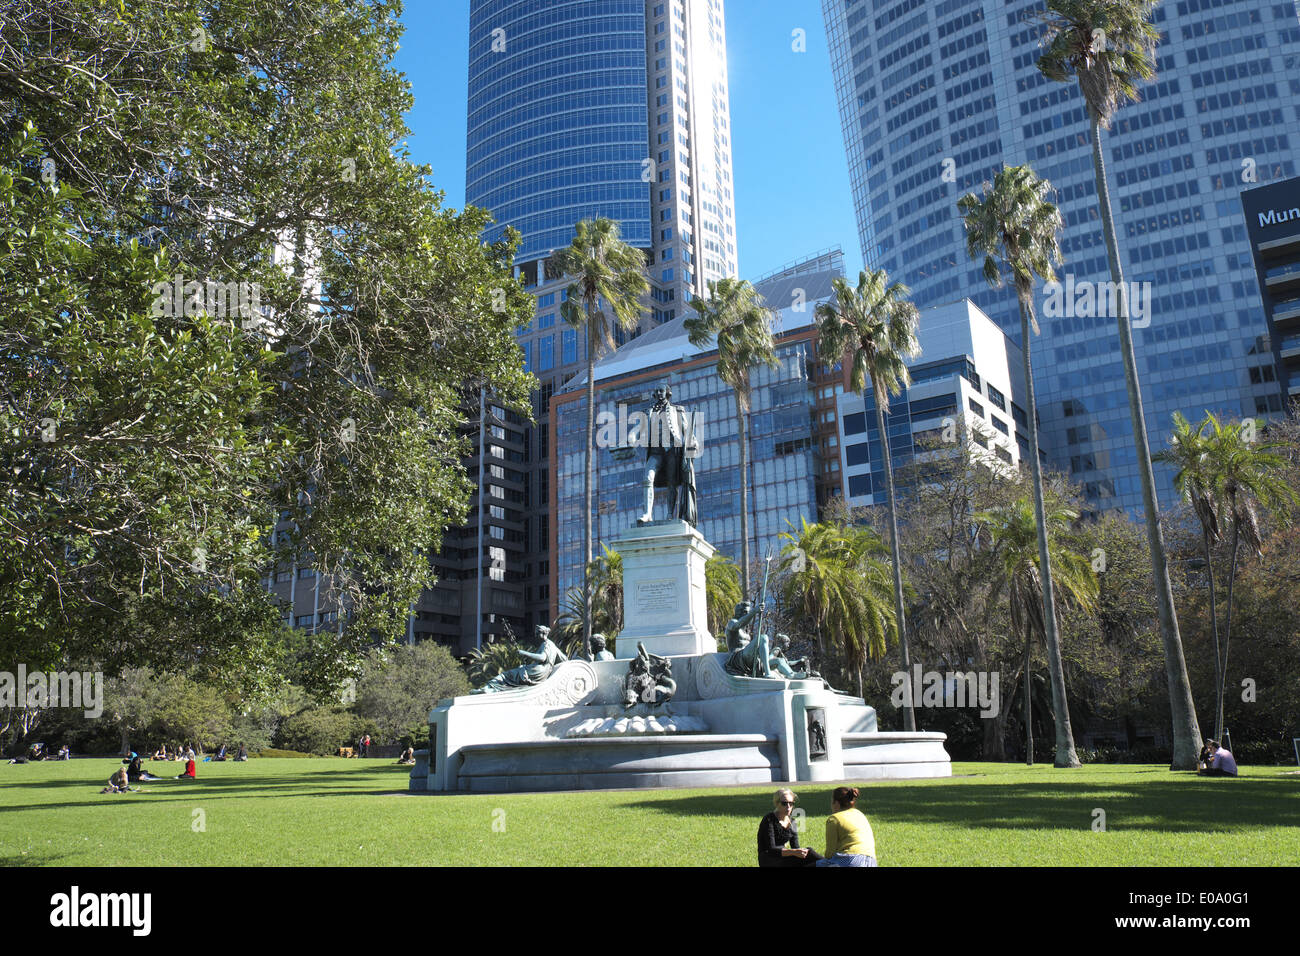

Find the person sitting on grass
[[123, 752, 163, 782], [152, 745, 168, 760], [757, 788, 822, 867], [397, 746, 415, 765], [815, 786, 877, 867], [176, 758, 197, 781], [57, 744, 70, 760], [1198, 740, 1238, 777], [102, 767, 132, 793], [235, 743, 248, 762]]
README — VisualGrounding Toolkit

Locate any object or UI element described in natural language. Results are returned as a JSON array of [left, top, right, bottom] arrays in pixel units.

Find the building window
[[987, 384, 1006, 411], [539, 336, 555, 372], [969, 399, 984, 418], [562, 329, 577, 365], [845, 442, 871, 466]]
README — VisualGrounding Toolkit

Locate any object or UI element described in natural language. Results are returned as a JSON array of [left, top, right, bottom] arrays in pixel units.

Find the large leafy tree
[[354, 641, 470, 743], [685, 278, 778, 596], [815, 269, 921, 728], [553, 218, 648, 659], [958, 163, 1079, 767], [0, 1, 532, 694], [980, 495, 1098, 765], [1037, 0, 1202, 769]]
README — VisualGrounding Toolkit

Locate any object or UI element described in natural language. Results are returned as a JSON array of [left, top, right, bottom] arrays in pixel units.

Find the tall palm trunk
[[1201, 528, 1223, 740], [1217, 516, 1241, 741], [1016, 289, 1079, 767], [1023, 635, 1034, 766], [582, 312, 597, 659], [1089, 118, 1201, 769], [736, 398, 751, 598], [874, 384, 914, 732]]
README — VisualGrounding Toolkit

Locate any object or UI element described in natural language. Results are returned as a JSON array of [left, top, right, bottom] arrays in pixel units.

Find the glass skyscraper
[[467, 0, 738, 309], [822, 0, 1300, 513]]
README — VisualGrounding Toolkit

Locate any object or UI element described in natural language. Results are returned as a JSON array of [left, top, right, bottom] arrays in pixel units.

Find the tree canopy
[[0, 1, 533, 695]]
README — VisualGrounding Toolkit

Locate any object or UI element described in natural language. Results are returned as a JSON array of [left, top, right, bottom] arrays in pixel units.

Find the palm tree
[[704, 552, 744, 639], [553, 218, 648, 658], [552, 544, 624, 658], [1154, 412, 1223, 738], [466, 639, 522, 688], [1037, 0, 1202, 769], [816, 269, 921, 729], [958, 164, 1079, 767], [778, 517, 896, 699], [1203, 415, 1297, 740], [684, 278, 779, 597], [980, 495, 1098, 766]]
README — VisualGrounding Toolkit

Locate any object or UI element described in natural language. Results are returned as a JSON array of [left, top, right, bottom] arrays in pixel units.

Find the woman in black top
[[757, 789, 822, 867]]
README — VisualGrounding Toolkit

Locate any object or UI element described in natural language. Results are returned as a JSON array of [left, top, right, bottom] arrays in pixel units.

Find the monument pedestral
[[611, 519, 715, 658]]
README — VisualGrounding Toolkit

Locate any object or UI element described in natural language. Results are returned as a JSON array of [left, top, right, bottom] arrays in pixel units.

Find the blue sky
[[391, 0, 865, 281]]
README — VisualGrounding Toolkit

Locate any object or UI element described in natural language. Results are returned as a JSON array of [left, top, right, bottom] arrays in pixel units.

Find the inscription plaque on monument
[[636, 578, 678, 616]]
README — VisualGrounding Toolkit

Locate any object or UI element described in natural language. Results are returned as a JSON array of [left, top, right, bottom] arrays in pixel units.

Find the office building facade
[[822, 0, 1300, 513], [837, 299, 1030, 506], [1240, 175, 1300, 403]]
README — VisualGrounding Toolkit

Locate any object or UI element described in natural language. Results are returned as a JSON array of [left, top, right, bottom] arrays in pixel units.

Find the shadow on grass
[[623, 777, 1300, 833]]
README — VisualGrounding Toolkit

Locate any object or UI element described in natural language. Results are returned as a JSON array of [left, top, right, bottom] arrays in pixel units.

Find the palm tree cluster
[[1156, 413, 1298, 742], [778, 517, 898, 698]]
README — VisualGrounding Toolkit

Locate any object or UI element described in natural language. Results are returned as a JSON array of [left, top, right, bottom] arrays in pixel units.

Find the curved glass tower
[[823, 0, 1300, 514], [467, 0, 737, 309], [468, 0, 652, 262]]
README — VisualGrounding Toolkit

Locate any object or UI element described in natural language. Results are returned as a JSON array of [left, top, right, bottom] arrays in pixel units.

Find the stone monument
[[412, 385, 952, 793]]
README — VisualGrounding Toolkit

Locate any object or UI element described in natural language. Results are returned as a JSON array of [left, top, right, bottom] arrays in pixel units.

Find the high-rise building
[[443, 0, 740, 645], [822, 0, 1300, 514], [467, 0, 738, 308], [836, 299, 1031, 507], [1240, 175, 1300, 403]]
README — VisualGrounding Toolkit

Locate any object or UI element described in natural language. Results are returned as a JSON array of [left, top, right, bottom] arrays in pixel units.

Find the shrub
[[274, 707, 363, 756]]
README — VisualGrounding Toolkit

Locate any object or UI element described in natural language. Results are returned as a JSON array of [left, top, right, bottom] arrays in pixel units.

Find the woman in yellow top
[[816, 786, 878, 867]]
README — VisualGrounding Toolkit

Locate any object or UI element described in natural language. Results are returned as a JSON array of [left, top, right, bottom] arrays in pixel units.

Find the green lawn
[[1, 758, 1296, 866]]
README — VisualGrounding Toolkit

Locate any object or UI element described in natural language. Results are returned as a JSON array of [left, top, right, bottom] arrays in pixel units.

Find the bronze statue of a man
[[628, 385, 698, 527]]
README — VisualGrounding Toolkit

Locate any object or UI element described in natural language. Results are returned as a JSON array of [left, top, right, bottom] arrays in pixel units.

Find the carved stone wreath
[[532, 661, 598, 708], [695, 654, 732, 700]]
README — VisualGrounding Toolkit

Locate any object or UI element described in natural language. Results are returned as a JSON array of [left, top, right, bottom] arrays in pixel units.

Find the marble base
[[611, 520, 715, 658], [418, 654, 952, 793]]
